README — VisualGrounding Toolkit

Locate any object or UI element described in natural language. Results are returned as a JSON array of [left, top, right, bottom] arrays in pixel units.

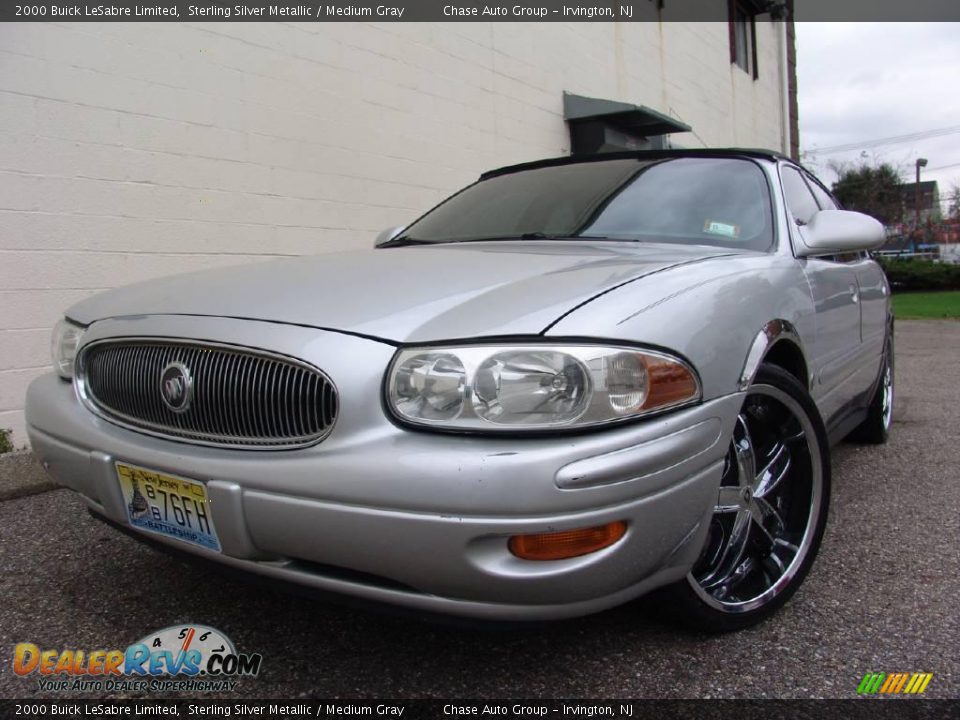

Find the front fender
[[545, 255, 816, 401]]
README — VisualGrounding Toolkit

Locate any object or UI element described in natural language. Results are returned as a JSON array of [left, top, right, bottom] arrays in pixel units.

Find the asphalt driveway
[[1, 320, 957, 700]]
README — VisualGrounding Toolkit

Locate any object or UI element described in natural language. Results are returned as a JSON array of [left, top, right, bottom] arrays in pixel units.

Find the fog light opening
[[508, 521, 627, 561]]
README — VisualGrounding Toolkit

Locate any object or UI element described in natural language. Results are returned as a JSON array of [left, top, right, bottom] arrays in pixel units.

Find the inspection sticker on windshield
[[703, 220, 741, 238]]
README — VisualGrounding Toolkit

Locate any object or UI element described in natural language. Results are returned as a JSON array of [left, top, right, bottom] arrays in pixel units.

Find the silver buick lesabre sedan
[[26, 149, 893, 631]]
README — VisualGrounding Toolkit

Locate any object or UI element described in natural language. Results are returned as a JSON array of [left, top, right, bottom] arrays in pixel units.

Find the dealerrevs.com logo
[[13, 625, 262, 693]]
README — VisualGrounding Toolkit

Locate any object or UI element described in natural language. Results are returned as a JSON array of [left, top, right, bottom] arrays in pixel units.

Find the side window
[[780, 167, 820, 225], [806, 175, 839, 211]]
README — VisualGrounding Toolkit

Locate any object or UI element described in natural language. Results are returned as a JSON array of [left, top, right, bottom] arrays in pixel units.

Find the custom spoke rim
[[881, 354, 893, 431], [689, 384, 822, 614]]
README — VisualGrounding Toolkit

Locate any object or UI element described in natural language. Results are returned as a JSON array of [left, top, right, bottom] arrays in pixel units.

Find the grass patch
[[0, 428, 12, 455], [892, 291, 960, 319]]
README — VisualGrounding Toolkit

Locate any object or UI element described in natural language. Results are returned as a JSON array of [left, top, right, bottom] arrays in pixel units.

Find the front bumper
[[26, 316, 743, 620]]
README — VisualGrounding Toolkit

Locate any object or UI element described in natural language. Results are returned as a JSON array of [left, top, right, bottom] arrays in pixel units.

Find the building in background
[[900, 180, 942, 226], [0, 14, 797, 445], [878, 182, 960, 263]]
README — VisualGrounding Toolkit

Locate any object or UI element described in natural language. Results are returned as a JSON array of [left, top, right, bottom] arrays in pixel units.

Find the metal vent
[[79, 340, 337, 449]]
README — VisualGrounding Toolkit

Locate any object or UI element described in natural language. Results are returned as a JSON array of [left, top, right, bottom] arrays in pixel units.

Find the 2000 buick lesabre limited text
[[27, 150, 894, 631]]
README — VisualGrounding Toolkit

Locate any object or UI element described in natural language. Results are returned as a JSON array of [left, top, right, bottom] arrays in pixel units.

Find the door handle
[[849, 284, 859, 303]]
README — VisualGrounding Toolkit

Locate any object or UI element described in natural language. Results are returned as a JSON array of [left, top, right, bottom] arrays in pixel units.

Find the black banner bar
[[0, 700, 958, 720], [2, 0, 959, 23]]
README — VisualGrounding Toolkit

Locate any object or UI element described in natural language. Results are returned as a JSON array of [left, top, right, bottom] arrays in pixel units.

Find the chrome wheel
[[881, 356, 893, 431], [689, 383, 823, 614], [850, 335, 894, 445]]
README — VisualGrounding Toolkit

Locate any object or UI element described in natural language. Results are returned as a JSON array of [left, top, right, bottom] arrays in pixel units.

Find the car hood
[[67, 242, 734, 343]]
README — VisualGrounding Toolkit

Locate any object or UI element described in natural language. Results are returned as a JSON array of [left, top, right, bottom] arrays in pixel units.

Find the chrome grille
[[79, 340, 337, 449]]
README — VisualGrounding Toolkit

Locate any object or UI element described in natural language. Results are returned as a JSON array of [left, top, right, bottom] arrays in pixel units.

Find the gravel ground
[[0, 320, 957, 700]]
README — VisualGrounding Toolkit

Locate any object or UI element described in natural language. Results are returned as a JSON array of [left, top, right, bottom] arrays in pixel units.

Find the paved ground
[[1, 320, 957, 700], [0, 449, 56, 501]]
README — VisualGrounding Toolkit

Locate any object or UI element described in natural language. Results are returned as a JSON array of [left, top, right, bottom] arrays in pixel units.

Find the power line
[[810, 125, 960, 154], [927, 162, 960, 172], [802, 157, 960, 178], [806, 124, 960, 155]]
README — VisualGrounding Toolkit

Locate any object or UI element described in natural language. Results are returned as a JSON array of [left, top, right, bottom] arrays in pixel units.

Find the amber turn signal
[[642, 356, 699, 410], [508, 521, 628, 561]]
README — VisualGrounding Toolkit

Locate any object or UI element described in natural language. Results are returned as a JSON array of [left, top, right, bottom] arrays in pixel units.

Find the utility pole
[[915, 157, 928, 230]]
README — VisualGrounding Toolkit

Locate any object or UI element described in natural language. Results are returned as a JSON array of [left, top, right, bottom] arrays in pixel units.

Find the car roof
[[479, 148, 794, 180]]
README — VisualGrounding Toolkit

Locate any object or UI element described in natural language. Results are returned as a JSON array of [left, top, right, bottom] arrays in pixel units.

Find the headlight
[[387, 344, 700, 431], [391, 352, 465, 421], [50, 319, 85, 379]]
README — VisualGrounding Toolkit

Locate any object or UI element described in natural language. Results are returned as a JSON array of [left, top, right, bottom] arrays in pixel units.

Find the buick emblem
[[160, 362, 193, 413]]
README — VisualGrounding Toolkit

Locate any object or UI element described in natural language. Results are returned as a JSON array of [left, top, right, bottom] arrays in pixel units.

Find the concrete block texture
[[0, 20, 789, 445]]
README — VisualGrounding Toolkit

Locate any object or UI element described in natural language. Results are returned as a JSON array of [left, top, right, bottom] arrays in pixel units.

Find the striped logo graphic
[[857, 672, 933, 695]]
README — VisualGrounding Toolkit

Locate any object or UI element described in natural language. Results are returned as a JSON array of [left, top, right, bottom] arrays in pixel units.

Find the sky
[[796, 22, 960, 214]]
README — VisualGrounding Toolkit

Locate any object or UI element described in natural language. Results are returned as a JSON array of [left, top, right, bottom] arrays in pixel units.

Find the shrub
[[877, 258, 960, 292], [0, 428, 12, 455]]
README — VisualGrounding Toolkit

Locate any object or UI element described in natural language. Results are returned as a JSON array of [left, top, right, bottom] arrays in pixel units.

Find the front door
[[800, 256, 866, 423], [780, 165, 864, 425]]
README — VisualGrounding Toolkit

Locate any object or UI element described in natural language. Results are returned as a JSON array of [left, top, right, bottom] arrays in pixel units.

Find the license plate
[[115, 462, 221, 553]]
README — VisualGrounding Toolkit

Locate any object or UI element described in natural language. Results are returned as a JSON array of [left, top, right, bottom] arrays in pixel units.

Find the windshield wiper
[[379, 233, 614, 247], [377, 235, 435, 248], [445, 233, 615, 242], [518, 233, 614, 241]]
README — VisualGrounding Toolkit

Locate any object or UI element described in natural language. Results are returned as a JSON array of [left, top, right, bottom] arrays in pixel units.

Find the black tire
[[848, 334, 894, 445], [661, 364, 831, 633]]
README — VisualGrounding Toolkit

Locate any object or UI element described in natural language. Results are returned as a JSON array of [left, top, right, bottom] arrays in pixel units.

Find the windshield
[[399, 156, 775, 252]]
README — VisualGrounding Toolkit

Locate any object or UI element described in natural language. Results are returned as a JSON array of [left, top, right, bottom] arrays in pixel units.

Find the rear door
[[780, 165, 863, 425]]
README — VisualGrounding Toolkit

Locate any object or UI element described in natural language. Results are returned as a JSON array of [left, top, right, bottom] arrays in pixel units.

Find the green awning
[[563, 92, 691, 137]]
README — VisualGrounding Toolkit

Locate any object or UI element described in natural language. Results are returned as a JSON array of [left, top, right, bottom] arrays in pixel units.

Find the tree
[[946, 184, 960, 220], [830, 162, 904, 225]]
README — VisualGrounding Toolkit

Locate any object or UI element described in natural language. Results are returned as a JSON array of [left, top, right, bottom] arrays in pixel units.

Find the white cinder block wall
[[0, 20, 788, 446]]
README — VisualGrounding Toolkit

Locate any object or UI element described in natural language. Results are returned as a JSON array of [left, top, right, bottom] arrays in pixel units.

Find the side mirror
[[374, 226, 405, 248], [795, 210, 885, 257]]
